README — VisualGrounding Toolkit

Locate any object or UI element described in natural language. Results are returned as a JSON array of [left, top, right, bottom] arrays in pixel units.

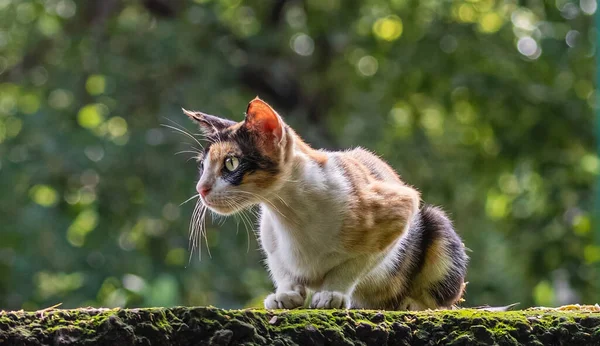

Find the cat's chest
[[260, 205, 348, 275], [258, 157, 354, 274]]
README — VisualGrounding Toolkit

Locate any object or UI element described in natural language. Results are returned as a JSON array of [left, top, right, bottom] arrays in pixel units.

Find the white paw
[[264, 291, 305, 309], [310, 291, 348, 309]]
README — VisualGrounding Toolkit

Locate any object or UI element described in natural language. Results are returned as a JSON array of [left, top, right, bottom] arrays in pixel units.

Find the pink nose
[[198, 185, 212, 198]]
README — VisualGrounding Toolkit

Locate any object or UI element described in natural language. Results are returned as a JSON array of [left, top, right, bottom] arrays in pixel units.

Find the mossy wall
[[1, 306, 599, 345]]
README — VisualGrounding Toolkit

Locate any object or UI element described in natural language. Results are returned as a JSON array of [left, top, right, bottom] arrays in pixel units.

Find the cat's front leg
[[262, 249, 307, 309], [264, 282, 306, 309], [309, 256, 375, 309], [260, 215, 307, 309], [310, 291, 348, 309]]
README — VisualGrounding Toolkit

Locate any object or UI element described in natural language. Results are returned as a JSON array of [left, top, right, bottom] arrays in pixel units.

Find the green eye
[[225, 156, 240, 172]]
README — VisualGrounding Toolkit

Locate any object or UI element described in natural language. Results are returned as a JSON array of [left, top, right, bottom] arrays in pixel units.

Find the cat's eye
[[225, 157, 240, 172]]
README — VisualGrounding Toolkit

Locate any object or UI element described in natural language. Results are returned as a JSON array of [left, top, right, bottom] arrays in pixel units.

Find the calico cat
[[182, 97, 468, 310]]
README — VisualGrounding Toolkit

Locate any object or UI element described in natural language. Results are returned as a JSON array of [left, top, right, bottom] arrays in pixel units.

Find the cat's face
[[183, 98, 287, 215]]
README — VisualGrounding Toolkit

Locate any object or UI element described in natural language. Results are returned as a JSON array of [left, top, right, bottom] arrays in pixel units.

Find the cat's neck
[[259, 136, 343, 229]]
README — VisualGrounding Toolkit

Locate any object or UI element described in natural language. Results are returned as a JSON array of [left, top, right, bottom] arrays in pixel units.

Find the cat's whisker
[[189, 202, 201, 245], [268, 192, 290, 208], [163, 117, 190, 130], [194, 205, 205, 261], [163, 117, 210, 142], [210, 210, 227, 226], [179, 143, 204, 156], [234, 204, 255, 253], [175, 150, 202, 156], [224, 199, 255, 253], [188, 201, 203, 264], [279, 178, 301, 183], [188, 204, 196, 246], [200, 206, 212, 259], [180, 194, 200, 206], [196, 205, 206, 260], [161, 123, 204, 149], [192, 204, 203, 261], [229, 190, 290, 221], [234, 213, 241, 236], [241, 209, 256, 253]]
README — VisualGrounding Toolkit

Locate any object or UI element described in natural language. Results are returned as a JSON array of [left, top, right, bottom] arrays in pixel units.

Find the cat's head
[[182, 97, 290, 215]]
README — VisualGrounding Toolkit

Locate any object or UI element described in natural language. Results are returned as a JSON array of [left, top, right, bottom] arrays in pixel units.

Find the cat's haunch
[[182, 97, 468, 310]]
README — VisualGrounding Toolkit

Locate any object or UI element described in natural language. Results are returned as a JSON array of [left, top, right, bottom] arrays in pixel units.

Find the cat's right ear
[[182, 108, 236, 135]]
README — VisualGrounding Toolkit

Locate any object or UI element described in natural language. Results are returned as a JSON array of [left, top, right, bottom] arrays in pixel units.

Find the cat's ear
[[244, 97, 284, 142], [182, 108, 236, 135]]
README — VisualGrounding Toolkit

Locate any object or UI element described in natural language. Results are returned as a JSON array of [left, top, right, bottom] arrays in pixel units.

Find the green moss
[[0, 307, 599, 345]]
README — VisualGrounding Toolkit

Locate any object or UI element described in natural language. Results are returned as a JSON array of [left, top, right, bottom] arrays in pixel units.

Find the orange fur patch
[[208, 142, 240, 163], [294, 135, 328, 166], [347, 148, 402, 183], [337, 155, 420, 254], [241, 169, 278, 189]]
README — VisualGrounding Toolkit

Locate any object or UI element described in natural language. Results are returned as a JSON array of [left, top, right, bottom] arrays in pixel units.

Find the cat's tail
[[405, 204, 469, 308]]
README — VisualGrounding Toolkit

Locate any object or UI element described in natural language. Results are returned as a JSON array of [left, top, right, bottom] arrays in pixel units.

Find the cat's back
[[335, 147, 403, 184]]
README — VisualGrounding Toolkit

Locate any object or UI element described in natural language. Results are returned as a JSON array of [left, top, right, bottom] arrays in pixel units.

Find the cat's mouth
[[201, 198, 242, 216], [200, 191, 256, 216], [201, 200, 231, 215]]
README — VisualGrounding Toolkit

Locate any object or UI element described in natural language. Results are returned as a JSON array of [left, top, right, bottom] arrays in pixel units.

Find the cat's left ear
[[244, 97, 284, 142], [182, 108, 236, 135]]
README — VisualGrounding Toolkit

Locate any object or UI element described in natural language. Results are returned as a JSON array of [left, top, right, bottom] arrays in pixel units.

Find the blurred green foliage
[[0, 0, 598, 310]]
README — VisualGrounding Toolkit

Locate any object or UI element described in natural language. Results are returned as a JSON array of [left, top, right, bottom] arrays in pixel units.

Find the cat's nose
[[198, 184, 212, 198]]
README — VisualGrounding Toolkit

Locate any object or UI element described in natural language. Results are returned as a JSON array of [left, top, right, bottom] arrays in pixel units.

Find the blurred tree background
[[0, 0, 598, 311]]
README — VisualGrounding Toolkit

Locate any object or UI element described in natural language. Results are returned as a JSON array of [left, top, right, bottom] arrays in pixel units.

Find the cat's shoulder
[[335, 147, 403, 183], [339, 146, 387, 165]]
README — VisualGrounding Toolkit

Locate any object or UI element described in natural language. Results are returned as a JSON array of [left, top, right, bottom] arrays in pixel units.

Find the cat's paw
[[310, 291, 348, 309], [264, 291, 305, 309]]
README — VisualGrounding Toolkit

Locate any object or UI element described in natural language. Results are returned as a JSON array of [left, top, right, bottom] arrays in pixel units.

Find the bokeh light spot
[[478, 13, 504, 34], [580, 154, 599, 174], [574, 79, 593, 100], [458, 4, 477, 23], [440, 35, 458, 53], [56, 0, 76, 18], [37, 15, 61, 37], [572, 214, 591, 236], [77, 104, 105, 129], [390, 106, 412, 128], [357, 56, 378, 77], [18, 94, 40, 114], [290, 33, 314, 56], [30, 185, 59, 207], [533, 280, 555, 306], [67, 209, 99, 247], [5, 117, 22, 138], [166, 248, 186, 266], [373, 15, 403, 41], [584, 245, 600, 263], [48, 89, 74, 109], [16, 3, 36, 24], [580, 0, 597, 15], [565, 30, 579, 47], [517, 37, 540, 58], [486, 191, 510, 219], [122, 274, 146, 293], [420, 108, 445, 136], [107, 116, 128, 137], [86, 75, 106, 96]]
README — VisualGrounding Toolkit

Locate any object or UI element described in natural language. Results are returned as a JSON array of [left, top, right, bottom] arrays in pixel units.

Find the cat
[[182, 97, 468, 310]]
